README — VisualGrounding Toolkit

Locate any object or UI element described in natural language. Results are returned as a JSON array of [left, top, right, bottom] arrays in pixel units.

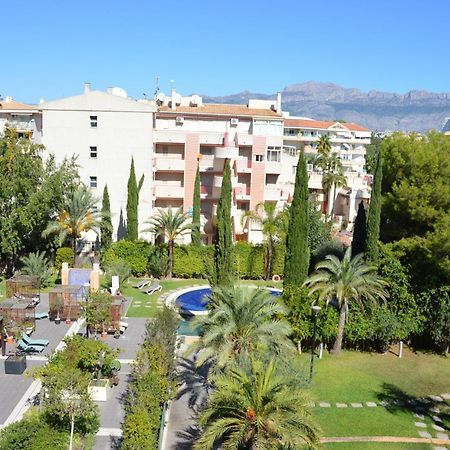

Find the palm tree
[[43, 186, 102, 259], [20, 251, 53, 288], [317, 134, 332, 157], [304, 247, 388, 354], [144, 207, 191, 279], [194, 357, 320, 450], [191, 286, 294, 368], [242, 202, 287, 280]]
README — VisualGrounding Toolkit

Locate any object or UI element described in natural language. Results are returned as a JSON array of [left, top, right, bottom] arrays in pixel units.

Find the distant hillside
[[203, 81, 450, 132]]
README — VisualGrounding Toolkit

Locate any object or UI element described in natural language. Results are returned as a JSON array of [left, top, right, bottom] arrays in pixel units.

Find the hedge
[[103, 240, 152, 276], [54, 247, 74, 273]]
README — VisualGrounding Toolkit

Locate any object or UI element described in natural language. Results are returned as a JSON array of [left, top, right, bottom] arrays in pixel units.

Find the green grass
[[324, 443, 433, 450], [123, 278, 208, 317], [306, 350, 450, 402]]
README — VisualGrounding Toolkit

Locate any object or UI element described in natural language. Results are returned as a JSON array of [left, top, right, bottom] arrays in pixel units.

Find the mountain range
[[203, 81, 450, 132]]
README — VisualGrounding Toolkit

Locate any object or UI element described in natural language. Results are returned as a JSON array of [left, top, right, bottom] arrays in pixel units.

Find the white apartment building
[[40, 84, 156, 247]]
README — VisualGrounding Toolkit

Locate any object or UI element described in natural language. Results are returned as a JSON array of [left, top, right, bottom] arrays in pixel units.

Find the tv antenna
[[154, 75, 160, 98]]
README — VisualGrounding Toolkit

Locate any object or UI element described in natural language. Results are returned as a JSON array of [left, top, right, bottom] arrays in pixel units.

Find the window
[[90, 146, 97, 158], [89, 176, 97, 188], [255, 154, 264, 162], [266, 146, 281, 162], [292, 165, 297, 175], [90, 115, 98, 128], [253, 120, 283, 136]]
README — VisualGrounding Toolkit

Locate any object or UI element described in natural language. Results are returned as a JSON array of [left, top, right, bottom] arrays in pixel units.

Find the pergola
[[49, 285, 84, 321]]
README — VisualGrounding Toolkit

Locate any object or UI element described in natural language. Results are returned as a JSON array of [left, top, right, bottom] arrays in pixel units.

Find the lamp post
[[309, 305, 322, 383], [83, 283, 90, 339]]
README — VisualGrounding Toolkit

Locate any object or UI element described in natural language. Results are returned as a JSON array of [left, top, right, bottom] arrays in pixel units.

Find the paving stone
[[144, 305, 152, 308], [336, 403, 348, 408], [319, 402, 331, 407], [418, 431, 432, 438], [432, 415, 443, 423], [441, 393, 450, 400], [366, 402, 377, 407], [430, 406, 441, 413], [434, 447, 448, 450], [414, 413, 425, 420], [436, 433, 449, 440], [351, 402, 363, 408], [378, 400, 389, 407], [429, 395, 444, 402], [432, 424, 446, 432], [415, 422, 427, 428]]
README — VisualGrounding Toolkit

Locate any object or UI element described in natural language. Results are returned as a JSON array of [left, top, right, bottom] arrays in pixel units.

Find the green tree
[[365, 132, 383, 174], [427, 287, 450, 355], [304, 247, 388, 354], [351, 201, 367, 259], [191, 286, 293, 368], [194, 357, 320, 450], [19, 251, 53, 288], [366, 149, 382, 264], [284, 149, 310, 287], [191, 162, 202, 246], [214, 158, 234, 286], [42, 186, 101, 261], [243, 202, 287, 280], [126, 157, 144, 241], [100, 185, 112, 251], [144, 208, 191, 279]]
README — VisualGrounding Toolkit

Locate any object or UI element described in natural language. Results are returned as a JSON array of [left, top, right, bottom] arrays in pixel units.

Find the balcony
[[214, 145, 239, 159], [307, 172, 323, 190], [153, 183, 184, 199], [234, 184, 251, 201], [154, 129, 186, 144], [199, 156, 214, 172], [265, 187, 281, 202], [153, 157, 185, 172], [235, 158, 252, 173], [265, 161, 281, 174], [8, 120, 36, 132]]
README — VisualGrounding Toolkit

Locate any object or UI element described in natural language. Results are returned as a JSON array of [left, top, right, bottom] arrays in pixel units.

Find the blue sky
[[2, 0, 450, 103]]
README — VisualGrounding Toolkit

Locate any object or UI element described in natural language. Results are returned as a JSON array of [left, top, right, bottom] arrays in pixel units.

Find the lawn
[[324, 443, 433, 450]]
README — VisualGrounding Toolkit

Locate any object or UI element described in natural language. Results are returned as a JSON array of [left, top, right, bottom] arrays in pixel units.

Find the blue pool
[[176, 287, 282, 313]]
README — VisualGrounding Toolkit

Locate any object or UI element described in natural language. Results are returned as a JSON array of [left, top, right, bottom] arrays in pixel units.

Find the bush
[[19, 251, 53, 288], [103, 240, 151, 276], [148, 245, 167, 278], [121, 407, 158, 450], [172, 245, 212, 278], [104, 259, 131, 288], [234, 242, 264, 279], [55, 247, 74, 272]]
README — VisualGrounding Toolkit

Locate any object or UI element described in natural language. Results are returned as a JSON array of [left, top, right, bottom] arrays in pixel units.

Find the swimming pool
[[174, 286, 282, 315]]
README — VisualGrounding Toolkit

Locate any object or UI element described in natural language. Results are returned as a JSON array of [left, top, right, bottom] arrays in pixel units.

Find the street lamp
[[82, 283, 90, 339], [309, 305, 322, 383]]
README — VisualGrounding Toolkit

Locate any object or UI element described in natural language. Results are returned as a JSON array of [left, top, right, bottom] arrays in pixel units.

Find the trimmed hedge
[[103, 240, 151, 276], [54, 247, 74, 273]]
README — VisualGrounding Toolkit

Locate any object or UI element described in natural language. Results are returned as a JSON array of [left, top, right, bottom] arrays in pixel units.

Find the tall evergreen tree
[[100, 185, 112, 250], [214, 159, 233, 286], [366, 150, 382, 265], [126, 158, 144, 241], [191, 163, 201, 246], [284, 149, 310, 286], [351, 201, 367, 259]]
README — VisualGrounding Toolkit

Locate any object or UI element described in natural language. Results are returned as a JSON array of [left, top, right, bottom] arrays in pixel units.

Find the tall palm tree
[[43, 186, 101, 258], [316, 136, 347, 215], [242, 202, 288, 280], [304, 247, 388, 354], [144, 207, 191, 279], [191, 286, 294, 368], [194, 357, 320, 450]]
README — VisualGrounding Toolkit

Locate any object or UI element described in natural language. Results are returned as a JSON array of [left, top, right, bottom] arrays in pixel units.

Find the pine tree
[[214, 159, 234, 286], [100, 185, 112, 250], [284, 149, 310, 287], [351, 201, 367, 259], [366, 150, 382, 265], [191, 163, 201, 246], [126, 158, 144, 241]]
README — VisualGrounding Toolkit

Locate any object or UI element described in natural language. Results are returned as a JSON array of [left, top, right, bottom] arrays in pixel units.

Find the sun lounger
[[119, 321, 129, 333], [21, 333, 49, 347], [35, 311, 49, 320], [143, 284, 162, 295], [17, 339, 44, 353], [133, 279, 152, 289]]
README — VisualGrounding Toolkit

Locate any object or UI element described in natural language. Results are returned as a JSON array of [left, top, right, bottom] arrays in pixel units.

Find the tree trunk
[[69, 413, 75, 450], [331, 301, 346, 355], [72, 235, 77, 268], [327, 184, 335, 216], [167, 240, 173, 279], [266, 239, 273, 281]]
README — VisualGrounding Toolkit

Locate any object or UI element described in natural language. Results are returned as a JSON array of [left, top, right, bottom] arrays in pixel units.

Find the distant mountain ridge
[[202, 81, 450, 132]]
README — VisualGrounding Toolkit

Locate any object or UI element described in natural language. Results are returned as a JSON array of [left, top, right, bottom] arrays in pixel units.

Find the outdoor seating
[[35, 311, 49, 320], [17, 339, 44, 353], [21, 332, 49, 347], [133, 279, 152, 289], [119, 320, 129, 333], [143, 284, 162, 295]]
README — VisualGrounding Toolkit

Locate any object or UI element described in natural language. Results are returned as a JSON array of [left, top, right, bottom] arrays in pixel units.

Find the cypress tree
[[351, 201, 367, 259], [191, 163, 201, 246], [126, 157, 144, 241], [100, 185, 112, 250], [284, 149, 310, 287], [366, 149, 382, 265], [214, 159, 234, 286]]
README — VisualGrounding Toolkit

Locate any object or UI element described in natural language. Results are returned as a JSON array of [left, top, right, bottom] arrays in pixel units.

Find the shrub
[[103, 240, 151, 276], [121, 407, 158, 450], [172, 245, 212, 278], [104, 259, 131, 288], [19, 251, 53, 288], [234, 242, 264, 279], [55, 247, 74, 272], [148, 244, 167, 278]]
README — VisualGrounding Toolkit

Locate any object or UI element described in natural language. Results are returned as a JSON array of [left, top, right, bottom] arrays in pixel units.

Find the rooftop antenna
[[154, 75, 160, 98]]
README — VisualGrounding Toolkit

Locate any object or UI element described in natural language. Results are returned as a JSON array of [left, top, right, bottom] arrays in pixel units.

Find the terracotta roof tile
[[285, 118, 369, 132], [158, 103, 282, 118], [0, 100, 37, 111]]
